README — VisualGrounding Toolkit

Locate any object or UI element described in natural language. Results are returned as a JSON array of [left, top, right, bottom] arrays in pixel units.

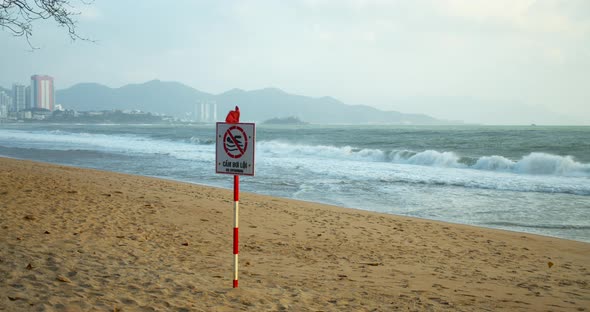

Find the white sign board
[[216, 122, 255, 176]]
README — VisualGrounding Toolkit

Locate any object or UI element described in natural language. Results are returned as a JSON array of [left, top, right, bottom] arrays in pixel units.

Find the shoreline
[[1, 157, 589, 311], [2, 154, 588, 244]]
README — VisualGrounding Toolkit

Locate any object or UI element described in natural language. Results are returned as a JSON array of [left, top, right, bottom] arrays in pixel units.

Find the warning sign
[[216, 122, 255, 176], [223, 125, 248, 159]]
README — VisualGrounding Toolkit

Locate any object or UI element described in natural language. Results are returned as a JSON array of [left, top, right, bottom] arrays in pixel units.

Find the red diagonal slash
[[227, 128, 245, 156]]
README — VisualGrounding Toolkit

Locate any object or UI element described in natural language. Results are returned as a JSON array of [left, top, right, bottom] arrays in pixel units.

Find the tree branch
[[0, 0, 94, 49]]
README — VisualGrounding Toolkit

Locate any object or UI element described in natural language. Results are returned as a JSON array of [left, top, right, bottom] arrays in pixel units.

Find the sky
[[1, 0, 589, 125]]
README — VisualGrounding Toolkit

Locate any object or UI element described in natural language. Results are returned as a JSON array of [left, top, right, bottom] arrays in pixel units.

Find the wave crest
[[258, 141, 589, 177], [393, 150, 465, 168], [473, 155, 515, 171], [515, 153, 588, 176], [470, 153, 589, 176]]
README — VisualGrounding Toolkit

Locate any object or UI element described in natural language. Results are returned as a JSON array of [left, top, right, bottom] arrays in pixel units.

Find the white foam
[[473, 155, 515, 171], [0, 129, 215, 162], [394, 150, 465, 168], [256, 141, 386, 162], [514, 153, 589, 176], [1, 129, 589, 183], [469, 153, 589, 177]]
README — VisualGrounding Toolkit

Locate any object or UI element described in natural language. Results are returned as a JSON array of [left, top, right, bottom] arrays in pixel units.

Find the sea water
[[0, 123, 588, 242]]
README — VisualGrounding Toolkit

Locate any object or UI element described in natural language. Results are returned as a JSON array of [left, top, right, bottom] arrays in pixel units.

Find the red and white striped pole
[[233, 175, 240, 288]]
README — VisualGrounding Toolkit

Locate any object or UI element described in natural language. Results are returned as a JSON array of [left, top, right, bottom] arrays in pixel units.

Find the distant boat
[[531, 124, 537, 127]]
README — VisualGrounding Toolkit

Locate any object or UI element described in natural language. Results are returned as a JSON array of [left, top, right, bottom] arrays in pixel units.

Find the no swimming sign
[[215, 107, 255, 288], [216, 122, 255, 176]]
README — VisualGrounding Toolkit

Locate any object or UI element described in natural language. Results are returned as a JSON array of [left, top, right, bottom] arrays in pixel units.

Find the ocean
[[1, 123, 589, 242]]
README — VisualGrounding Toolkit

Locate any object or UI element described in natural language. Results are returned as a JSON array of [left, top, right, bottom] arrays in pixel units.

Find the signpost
[[216, 116, 255, 288], [216, 123, 255, 176]]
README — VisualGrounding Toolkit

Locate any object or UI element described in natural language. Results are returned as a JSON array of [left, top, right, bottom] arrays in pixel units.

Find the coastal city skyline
[[0, 74, 219, 123], [0, 74, 57, 121]]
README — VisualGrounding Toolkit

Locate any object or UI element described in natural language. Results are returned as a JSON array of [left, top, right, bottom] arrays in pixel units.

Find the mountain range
[[53, 80, 446, 124]]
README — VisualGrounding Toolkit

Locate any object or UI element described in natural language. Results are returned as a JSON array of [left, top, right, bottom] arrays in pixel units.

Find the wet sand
[[1, 157, 589, 311]]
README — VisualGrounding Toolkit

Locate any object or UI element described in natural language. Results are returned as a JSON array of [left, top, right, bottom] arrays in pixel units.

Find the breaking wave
[[473, 153, 590, 177], [257, 141, 590, 177], [1, 129, 588, 178]]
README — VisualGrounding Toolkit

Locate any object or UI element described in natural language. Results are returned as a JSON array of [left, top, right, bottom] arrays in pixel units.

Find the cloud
[[436, 0, 590, 36]]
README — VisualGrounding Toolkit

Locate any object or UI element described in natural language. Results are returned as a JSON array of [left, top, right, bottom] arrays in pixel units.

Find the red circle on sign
[[223, 126, 248, 158]]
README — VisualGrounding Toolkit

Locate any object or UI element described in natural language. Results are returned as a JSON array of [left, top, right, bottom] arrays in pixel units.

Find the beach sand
[[1, 157, 589, 311]]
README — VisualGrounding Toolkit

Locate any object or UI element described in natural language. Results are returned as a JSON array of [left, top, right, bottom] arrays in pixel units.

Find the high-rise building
[[30, 75, 55, 111], [0, 91, 12, 119], [194, 101, 217, 122], [25, 86, 31, 109], [12, 84, 26, 112], [0, 91, 11, 106]]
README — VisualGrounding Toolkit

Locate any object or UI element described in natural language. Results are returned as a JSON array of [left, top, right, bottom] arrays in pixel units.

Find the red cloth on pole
[[225, 106, 240, 123]]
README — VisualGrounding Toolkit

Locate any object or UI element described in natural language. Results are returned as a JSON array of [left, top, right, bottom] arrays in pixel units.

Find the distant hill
[[56, 80, 213, 117], [55, 80, 445, 124], [263, 116, 309, 125]]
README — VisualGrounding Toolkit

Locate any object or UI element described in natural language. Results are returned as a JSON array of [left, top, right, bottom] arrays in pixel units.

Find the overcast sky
[[1, 0, 589, 125]]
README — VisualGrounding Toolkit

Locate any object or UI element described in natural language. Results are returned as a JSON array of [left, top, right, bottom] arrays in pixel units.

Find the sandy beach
[[1, 157, 589, 311]]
